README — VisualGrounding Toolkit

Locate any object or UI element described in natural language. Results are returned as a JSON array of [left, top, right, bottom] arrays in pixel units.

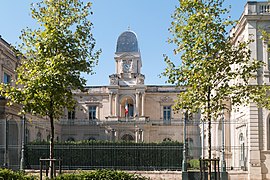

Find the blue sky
[[0, 0, 250, 86]]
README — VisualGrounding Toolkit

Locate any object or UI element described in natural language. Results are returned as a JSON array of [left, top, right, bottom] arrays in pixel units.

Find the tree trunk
[[207, 86, 211, 180], [49, 115, 54, 179]]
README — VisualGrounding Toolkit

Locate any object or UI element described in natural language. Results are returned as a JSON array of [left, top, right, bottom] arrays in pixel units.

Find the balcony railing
[[245, 1, 270, 15]]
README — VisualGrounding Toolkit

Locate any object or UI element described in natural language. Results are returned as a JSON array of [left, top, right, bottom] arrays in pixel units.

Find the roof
[[116, 31, 139, 53]]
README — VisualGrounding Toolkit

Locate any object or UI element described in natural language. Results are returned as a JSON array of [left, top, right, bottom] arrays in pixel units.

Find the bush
[[53, 169, 149, 180], [25, 141, 183, 170], [189, 159, 200, 170], [0, 168, 37, 180]]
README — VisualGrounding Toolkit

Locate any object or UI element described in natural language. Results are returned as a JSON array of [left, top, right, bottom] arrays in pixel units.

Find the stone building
[[59, 30, 200, 146], [207, 1, 270, 180], [0, 30, 201, 169]]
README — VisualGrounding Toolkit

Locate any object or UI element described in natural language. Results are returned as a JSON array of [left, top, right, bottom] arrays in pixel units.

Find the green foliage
[[0, 1, 100, 174], [163, 0, 265, 119], [53, 170, 149, 180], [0, 1, 100, 178], [0, 0, 100, 118], [25, 142, 183, 170], [28, 139, 181, 146], [0, 168, 37, 180], [188, 159, 200, 170]]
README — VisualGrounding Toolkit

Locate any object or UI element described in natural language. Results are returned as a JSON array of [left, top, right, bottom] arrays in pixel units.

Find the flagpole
[[125, 99, 128, 122]]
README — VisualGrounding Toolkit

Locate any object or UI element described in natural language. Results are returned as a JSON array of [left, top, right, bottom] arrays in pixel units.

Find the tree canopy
[[1, 0, 100, 119], [163, 0, 264, 119], [0, 0, 100, 177]]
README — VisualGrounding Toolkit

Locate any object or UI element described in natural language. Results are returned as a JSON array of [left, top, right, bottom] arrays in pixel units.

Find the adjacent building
[[208, 2, 270, 180]]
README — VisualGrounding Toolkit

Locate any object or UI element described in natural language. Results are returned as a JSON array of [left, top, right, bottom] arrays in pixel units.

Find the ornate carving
[[85, 96, 100, 102], [5, 59, 13, 69], [109, 74, 119, 85], [135, 74, 145, 85], [160, 96, 173, 103]]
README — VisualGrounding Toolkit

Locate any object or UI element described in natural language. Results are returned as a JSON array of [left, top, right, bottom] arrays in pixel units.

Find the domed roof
[[116, 31, 139, 53]]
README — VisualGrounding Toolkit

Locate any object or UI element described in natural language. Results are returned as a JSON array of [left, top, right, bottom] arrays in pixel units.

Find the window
[[25, 129, 30, 143], [36, 132, 42, 142], [68, 107, 75, 120], [89, 106, 97, 120], [268, 118, 270, 150], [163, 106, 171, 124], [4, 73, 11, 84], [186, 138, 194, 158], [88, 137, 96, 141], [66, 137, 75, 141], [121, 134, 134, 141], [239, 133, 246, 169], [163, 138, 172, 142], [127, 104, 134, 117], [47, 134, 50, 141]]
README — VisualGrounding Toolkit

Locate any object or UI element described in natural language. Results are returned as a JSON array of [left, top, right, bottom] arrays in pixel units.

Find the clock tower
[[109, 30, 145, 86]]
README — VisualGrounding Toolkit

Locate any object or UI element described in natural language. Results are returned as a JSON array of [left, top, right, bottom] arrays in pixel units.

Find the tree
[[0, 0, 100, 178], [163, 0, 264, 178]]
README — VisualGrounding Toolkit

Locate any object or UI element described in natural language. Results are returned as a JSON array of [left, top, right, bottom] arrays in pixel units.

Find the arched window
[[239, 133, 245, 169], [66, 137, 75, 142], [47, 135, 50, 142], [186, 138, 194, 158], [88, 137, 96, 141], [268, 117, 270, 150], [121, 134, 134, 141], [36, 132, 42, 142], [163, 138, 172, 142], [25, 129, 30, 143]]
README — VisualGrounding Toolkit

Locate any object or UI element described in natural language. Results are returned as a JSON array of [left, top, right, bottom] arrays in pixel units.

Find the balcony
[[244, 1, 270, 15], [59, 119, 102, 125]]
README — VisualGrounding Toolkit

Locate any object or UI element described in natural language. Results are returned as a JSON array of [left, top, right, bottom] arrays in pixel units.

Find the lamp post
[[20, 114, 26, 171], [4, 116, 9, 168], [221, 107, 227, 179], [182, 111, 188, 174]]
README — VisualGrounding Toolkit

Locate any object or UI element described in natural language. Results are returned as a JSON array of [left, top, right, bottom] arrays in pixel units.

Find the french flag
[[125, 101, 128, 116]]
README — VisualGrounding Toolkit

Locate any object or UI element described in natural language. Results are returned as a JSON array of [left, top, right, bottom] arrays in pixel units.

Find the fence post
[[39, 159, 42, 180], [59, 158, 62, 175]]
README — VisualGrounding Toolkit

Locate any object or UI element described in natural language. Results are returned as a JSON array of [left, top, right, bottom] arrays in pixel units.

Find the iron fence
[[24, 143, 184, 171]]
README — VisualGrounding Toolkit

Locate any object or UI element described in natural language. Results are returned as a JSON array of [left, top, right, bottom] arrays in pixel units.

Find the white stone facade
[[0, 31, 201, 169], [206, 1, 270, 179]]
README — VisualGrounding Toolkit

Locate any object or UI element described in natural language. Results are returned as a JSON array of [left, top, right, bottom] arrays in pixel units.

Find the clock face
[[123, 63, 130, 72]]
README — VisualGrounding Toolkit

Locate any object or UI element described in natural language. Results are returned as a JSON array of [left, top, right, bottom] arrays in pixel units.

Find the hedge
[[25, 141, 183, 170], [53, 169, 149, 180], [0, 168, 36, 180]]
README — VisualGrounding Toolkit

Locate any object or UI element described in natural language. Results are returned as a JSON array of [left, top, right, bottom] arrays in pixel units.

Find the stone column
[[141, 93, 145, 117], [109, 92, 112, 117], [139, 129, 144, 142], [135, 130, 138, 143], [115, 94, 118, 117], [136, 92, 140, 117], [263, 40, 268, 72], [248, 103, 263, 180]]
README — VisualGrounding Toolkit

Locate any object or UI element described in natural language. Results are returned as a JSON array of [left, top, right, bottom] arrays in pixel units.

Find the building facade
[[2, 2, 270, 179], [0, 31, 201, 169], [59, 30, 200, 145], [207, 2, 270, 180]]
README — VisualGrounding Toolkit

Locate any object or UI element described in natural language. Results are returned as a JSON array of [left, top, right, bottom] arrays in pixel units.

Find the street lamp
[[4, 116, 9, 168], [182, 110, 188, 172], [221, 107, 227, 179], [20, 114, 26, 171]]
